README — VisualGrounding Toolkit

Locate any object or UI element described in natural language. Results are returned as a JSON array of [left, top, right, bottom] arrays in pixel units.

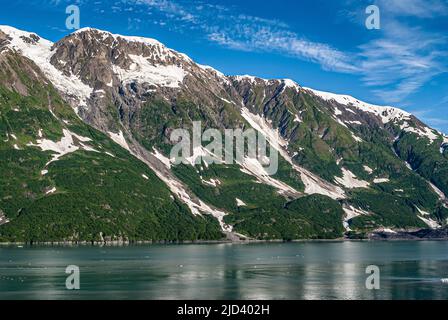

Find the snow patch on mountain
[[113, 54, 186, 88], [404, 161, 413, 170], [219, 97, 234, 105], [80, 142, 100, 153], [27, 129, 97, 165], [443, 135, 448, 145], [234, 75, 266, 84], [236, 198, 247, 207], [297, 171, 344, 200], [45, 187, 57, 195], [402, 125, 439, 144], [0, 211, 9, 225], [363, 165, 374, 174], [151, 170, 231, 232], [304, 87, 412, 124], [0, 26, 93, 113], [374, 178, 390, 184], [343, 205, 370, 231], [201, 178, 221, 187], [239, 157, 300, 197], [335, 168, 370, 189], [241, 108, 346, 199], [415, 207, 440, 229], [108, 130, 131, 152], [198, 64, 226, 77], [128, 144, 233, 232], [198, 64, 230, 85], [241, 107, 289, 149], [281, 79, 301, 93], [352, 133, 363, 143], [151, 148, 172, 169], [184, 146, 218, 168], [333, 108, 343, 116], [74, 27, 168, 49], [375, 228, 397, 234], [428, 181, 447, 202]]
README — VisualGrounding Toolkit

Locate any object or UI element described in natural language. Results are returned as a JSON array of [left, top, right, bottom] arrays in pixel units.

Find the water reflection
[[1, 241, 448, 300]]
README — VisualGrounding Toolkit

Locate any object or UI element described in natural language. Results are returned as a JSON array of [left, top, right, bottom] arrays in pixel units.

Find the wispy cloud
[[352, 0, 448, 103], [375, 0, 448, 18], [206, 28, 360, 73], [128, 0, 359, 73], [358, 21, 447, 103]]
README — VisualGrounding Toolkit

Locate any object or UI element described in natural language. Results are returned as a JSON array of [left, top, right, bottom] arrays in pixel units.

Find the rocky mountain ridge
[[0, 25, 447, 242]]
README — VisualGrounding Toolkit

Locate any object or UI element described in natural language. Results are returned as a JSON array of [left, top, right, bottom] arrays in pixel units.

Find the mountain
[[0, 25, 447, 242]]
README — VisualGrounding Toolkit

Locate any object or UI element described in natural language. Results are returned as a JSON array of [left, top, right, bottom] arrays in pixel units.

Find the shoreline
[[0, 239, 338, 247], [1, 227, 447, 247], [1, 237, 448, 247]]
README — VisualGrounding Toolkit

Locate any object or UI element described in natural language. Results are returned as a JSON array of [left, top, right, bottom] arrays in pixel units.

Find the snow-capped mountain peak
[[72, 27, 165, 47], [0, 25, 53, 52], [303, 87, 412, 124], [0, 25, 92, 113], [69, 27, 195, 66]]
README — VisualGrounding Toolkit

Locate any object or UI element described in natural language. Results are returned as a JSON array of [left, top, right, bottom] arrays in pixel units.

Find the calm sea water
[[0, 241, 447, 300]]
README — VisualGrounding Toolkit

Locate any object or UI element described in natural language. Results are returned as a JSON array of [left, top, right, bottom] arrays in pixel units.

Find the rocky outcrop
[[370, 227, 448, 240]]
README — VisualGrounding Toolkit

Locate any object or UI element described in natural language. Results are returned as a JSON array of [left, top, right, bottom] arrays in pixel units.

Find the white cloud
[[375, 0, 448, 18], [358, 17, 447, 102], [127, 0, 358, 73]]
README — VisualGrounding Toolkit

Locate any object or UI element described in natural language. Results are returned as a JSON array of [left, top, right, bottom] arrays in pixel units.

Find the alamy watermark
[[365, 5, 381, 30], [65, 265, 80, 290], [170, 121, 279, 176], [66, 5, 80, 30], [365, 265, 380, 290]]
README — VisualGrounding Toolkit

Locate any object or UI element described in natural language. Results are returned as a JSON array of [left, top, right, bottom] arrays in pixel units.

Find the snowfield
[[113, 54, 186, 88], [335, 168, 370, 189], [304, 87, 412, 124], [27, 129, 98, 165], [108, 130, 131, 152], [0, 25, 94, 114], [240, 107, 345, 199], [238, 157, 300, 197], [342, 205, 370, 231]]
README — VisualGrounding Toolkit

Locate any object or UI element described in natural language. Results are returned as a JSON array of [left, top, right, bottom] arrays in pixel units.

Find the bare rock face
[[0, 31, 48, 95], [48, 29, 245, 134], [370, 227, 448, 240]]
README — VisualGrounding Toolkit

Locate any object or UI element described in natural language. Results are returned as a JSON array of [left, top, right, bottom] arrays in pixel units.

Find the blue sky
[[1, 0, 448, 133]]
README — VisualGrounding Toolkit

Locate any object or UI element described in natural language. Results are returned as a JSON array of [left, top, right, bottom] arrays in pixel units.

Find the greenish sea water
[[1, 241, 447, 300]]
